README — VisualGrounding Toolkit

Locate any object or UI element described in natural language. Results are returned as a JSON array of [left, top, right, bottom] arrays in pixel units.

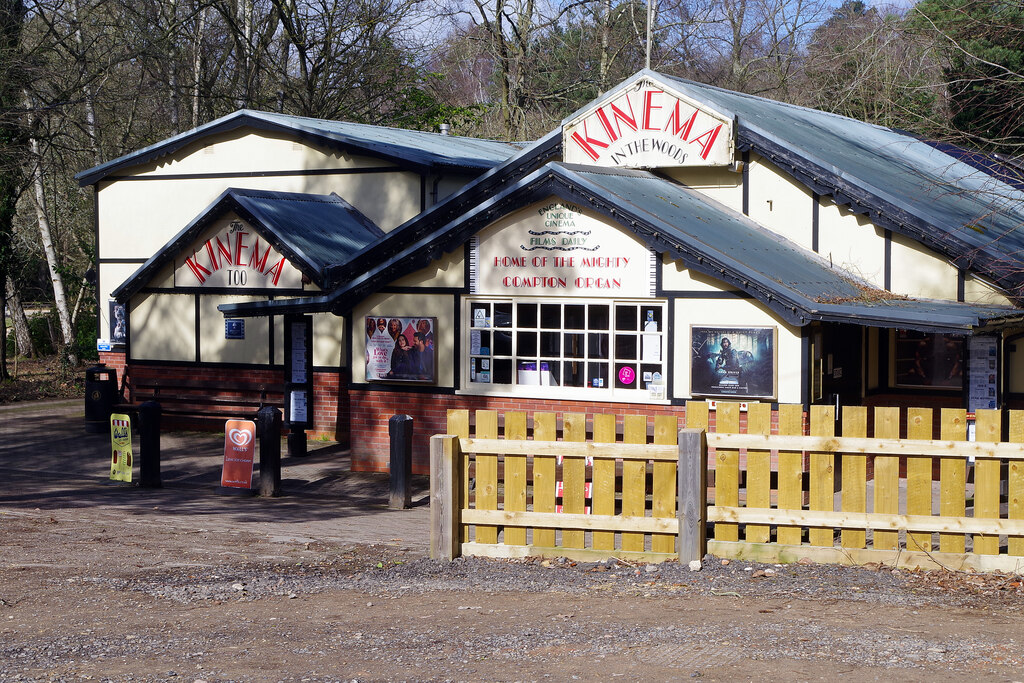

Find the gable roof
[[76, 109, 522, 186], [112, 188, 384, 301], [627, 71, 1024, 298], [219, 163, 1016, 332]]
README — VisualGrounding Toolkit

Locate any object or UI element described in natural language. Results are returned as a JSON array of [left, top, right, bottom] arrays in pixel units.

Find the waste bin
[[84, 364, 119, 433]]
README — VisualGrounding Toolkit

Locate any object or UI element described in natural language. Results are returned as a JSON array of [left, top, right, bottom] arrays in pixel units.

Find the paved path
[[0, 399, 430, 551]]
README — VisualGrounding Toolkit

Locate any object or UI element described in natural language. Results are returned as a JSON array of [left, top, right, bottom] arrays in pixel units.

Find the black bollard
[[138, 401, 162, 488], [258, 406, 282, 497], [389, 414, 413, 509], [287, 430, 307, 458]]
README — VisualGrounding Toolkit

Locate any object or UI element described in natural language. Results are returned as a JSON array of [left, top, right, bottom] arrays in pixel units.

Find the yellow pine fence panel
[[447, 409, 471, 544], [714, 402, 741, 543], [872, 407, 900, 551], [973, 409, 1001, 555], [652, 415, 679, 554], [906, 408, 933, 552], [745, 403, 772, 544], [474, 410, 499, 544], [591, 414, 617, 552], [809, 405, 835, 547], [503, 412, 528, 546], [561, 413, 587, 549], [939, 409, 967, 554], [776, 404, 804, 546], [621, 415, 648, 552], [532, 412, 558, 548], [840, 406, 867, 549], [1010, 411, 1024, 557]]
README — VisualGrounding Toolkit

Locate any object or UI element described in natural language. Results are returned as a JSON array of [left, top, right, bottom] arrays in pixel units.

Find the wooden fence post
[[430, 434, 462, 560], [678, 428, 708, 564]]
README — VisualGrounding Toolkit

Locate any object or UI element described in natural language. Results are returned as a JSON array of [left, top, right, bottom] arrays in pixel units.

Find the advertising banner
[[109, 414, 133, 483], [221, 420, 256, 489], [365, 316, 437, 382], [691, 326, 776, 399]]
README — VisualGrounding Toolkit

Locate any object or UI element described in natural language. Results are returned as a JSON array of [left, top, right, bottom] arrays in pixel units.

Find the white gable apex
[[562, 74, 735, 169]]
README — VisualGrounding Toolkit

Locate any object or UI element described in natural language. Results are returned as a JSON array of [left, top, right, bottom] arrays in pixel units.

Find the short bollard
[[389, 414, 413, 509], [258, 406, 282, 497], [287, 430, 307, 458], [138, 401, 162, 488]]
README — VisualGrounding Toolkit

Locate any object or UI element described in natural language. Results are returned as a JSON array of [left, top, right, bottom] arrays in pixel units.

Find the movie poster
[[691, 326, 776, 398], [365, 316, 437, 382]]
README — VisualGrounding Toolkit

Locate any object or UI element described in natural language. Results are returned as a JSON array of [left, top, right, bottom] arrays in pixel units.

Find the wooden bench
[[121, 377, 285, 427]]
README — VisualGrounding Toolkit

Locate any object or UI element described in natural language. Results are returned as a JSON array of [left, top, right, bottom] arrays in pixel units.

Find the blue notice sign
[[225, 319, 245, 340]]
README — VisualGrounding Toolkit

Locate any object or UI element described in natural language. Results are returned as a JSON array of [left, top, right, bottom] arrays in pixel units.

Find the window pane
[[563, 360, 585, 387], [588, 333, 609, 359], [540, 331, 560, 356], [589, 304, 609, 330], [493, 358, 513, 384], [564, 304, 585, 330], [615, 305, 637, 331], [540, 304, 561, 328], [471, 358, 489, 383], [471, 303, 491, 327], [588, 362, 608, 389], [476, 330, 491, 355], [615, 334, 637, 360], [641, 306, 663, 332], [542, 360, 560, 386], [517, 331, 537, 357], [494, 330, 512, 356], [563, 333, 584, 358], [517, 303, 537, 328], [615, 362, 639, 389], [494, 303, 513, 328], [640, 364, 663, 388]]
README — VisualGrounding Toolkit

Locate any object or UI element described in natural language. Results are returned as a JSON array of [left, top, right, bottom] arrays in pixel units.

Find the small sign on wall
[[225, 319, 245, 339]]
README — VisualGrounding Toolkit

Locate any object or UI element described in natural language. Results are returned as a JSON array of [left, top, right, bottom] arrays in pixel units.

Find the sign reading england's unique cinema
[[174, 218, 304, 289], [474, 201, 652, 297], [563, 79, 733, 168]]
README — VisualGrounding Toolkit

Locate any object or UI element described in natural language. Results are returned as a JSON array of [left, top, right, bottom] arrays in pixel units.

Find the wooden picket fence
[[429, 404, 1024, 573]]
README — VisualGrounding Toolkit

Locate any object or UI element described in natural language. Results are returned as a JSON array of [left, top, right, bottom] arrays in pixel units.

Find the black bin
[[84, 364, 119, 433]]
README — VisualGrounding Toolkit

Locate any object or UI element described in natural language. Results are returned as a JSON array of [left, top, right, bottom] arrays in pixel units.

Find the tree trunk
[[26, 124, 75, 362], [5, 275, 34, 358]]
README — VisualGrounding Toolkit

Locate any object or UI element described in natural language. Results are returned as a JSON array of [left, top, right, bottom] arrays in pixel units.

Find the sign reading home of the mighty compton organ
[[174, 218, 304, 289], [474, 201, 652, 297], [563, 80, 733, 168]]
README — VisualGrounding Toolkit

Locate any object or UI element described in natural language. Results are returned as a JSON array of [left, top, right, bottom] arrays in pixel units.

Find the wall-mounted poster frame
[[690, 325, 777, 399], [109, 300, 127, 346], [365, 316, 437, 383], [284, 314, 313, 429]]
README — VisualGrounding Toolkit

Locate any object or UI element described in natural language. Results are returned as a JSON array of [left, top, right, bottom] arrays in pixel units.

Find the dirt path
[[1, 401, 1023, 681]]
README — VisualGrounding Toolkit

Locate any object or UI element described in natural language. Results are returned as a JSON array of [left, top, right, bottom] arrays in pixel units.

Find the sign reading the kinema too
[[174, 217, 304, 290], [475, 200, 652, 297], [563, 80, 733, 168]]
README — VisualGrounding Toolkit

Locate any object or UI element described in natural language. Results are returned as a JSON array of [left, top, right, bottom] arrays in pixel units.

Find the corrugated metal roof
[[649, 71, 1024, 295], [112, 188, 383, 301], [231, 188, 384, 273], [76, 109, 520, 186], [220, 163, 1017, 331]]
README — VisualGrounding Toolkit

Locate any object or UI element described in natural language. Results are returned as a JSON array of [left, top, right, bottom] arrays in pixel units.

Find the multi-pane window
[[467, 298, 666, 397]]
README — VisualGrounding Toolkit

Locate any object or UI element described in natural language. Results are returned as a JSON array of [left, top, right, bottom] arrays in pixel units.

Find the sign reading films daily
[[174, 217, 304, 289], [475, 200, 652, 297], [220, 419, 256, 490], [563, 79, 733, 168]]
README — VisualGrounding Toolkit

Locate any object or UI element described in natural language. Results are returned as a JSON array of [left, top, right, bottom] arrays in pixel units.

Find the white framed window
[[463, 297, 668, 401]]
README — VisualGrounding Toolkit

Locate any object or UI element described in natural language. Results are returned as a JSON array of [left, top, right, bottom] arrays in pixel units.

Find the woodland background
[[0, 0, 1021, 379]]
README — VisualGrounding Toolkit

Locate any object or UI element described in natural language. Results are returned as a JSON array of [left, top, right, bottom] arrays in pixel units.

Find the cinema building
[[79, 71, 1024, 473]]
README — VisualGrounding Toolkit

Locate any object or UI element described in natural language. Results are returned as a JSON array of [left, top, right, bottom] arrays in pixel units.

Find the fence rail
[[431, 404, 1024, 574]]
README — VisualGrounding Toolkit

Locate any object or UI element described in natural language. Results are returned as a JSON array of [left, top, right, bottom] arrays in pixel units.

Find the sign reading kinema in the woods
[[174, 217, 304, 290], [563, 79, 733, 168], [475, 200, 652, 297]]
